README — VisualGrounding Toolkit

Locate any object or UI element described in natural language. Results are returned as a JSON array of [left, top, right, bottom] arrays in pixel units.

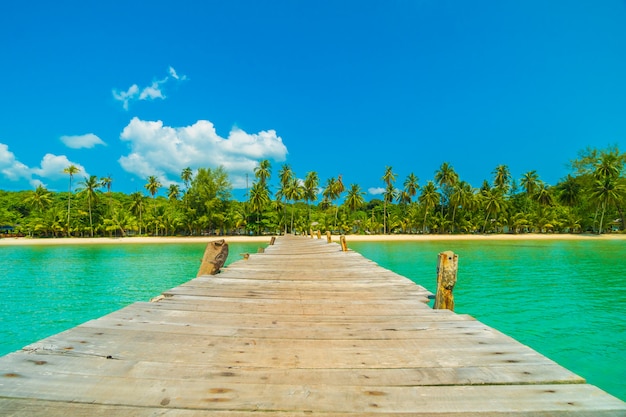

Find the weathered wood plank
[[0, 235, 623, 415]]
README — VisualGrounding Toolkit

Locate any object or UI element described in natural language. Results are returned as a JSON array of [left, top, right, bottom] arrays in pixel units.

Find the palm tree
[[418, 181, 440, 233], [493, 164, 511, 194], [129, 191, 145, 235], [481, 188, 506, 232], [520, 170, 540, 197], [382, 166, 397, 234], [403, 173, 419, 203], [591, 176, 626, 234], [285, 177, 304, 233], [63, 164, 80, 236], [168, 184, 180, 202], [100, 175, 113, 215], [144, 175, 162, 235], [181, 167, 193, 190], [303, 171, 319, 224], [434, 162, 458, 228], [78, 175, 100, 237], [248, 181, 270, 235], [181, 167, 193, 208], [277, 164, 293, 233], [345, 183, 365, 214], [24, 185, 52, 214], [557, 175, 581, 207], [449, 181, 473, 233], [254, 159, 271, 186]]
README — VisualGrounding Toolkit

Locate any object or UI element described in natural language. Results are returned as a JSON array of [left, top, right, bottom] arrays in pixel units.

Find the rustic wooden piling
[[340, 235, 348, 251], [196, 239, 228, 276], [434, 250, 458, 310], [0, 236, 624, 415], [326, 231, 332, 243]]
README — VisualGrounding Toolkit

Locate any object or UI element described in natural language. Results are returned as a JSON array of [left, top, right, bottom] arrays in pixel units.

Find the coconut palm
[[493, 164, 511, 194], [344, 183, 365, 215], [63, 164, 80, 236], [254, 159, 272, 186], [449, 181, 473, 233], [248, 181, 270, 235], [403, 173, 419, 203], [277, 164, 293, 233], [418, 181, 440, 233], [78, 175, 100, 237], [285, 176, 304, 233], [168, 184, 180, 202], [434, 162, 458, 228], [144, 175, 162, 235], [382, 166, 397, 234], [481, 188, 506, 233], [520, 170, 540, 197], [129, 191, 146, 235], [100, 175, 113, 215], [24, 185, 52, 214], [303, 171, 319, 223], [591, 176, 626, 234], [556, 175, 581, 207]]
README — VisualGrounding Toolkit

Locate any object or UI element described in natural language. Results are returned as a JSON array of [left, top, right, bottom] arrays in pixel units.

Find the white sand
[[1, 233, 624, 246]]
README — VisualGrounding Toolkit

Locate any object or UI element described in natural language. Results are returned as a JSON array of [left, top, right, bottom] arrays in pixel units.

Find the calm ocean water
[[0, 239, 624, 401]]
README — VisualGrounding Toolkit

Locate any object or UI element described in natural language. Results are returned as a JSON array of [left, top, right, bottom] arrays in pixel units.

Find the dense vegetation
[[1, 146, 624, 238]]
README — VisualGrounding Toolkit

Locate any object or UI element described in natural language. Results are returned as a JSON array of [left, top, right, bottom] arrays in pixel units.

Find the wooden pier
[[1, 235, 624, 416]]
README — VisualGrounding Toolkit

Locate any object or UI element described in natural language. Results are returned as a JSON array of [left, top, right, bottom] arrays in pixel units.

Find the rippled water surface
[[1, 239, 624, 401]]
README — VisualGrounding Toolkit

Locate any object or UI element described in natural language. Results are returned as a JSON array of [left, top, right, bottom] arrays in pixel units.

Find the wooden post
[[340, 235, 348, 252], [326, 231, 332, 243], [257, 247, 265, 253], [434, 250, 458, 311], [269, 236, 276, 245], [197, 239, 228, 276], [316, 230, 321, 239], [310, 229, 313, 239], [241, 253, 250, 260]]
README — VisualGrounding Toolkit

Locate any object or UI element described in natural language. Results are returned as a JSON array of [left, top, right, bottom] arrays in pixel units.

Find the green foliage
[[1, 147, 626, 238]]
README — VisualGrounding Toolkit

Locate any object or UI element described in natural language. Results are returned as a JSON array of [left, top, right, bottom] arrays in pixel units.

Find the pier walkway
[[1, 235, 625, 415]]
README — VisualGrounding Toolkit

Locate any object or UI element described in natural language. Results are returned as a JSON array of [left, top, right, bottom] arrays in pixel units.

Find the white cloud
[[60, 133, 106, 149], [113, 67, 187, 110], [32, 154, 88, 182], [0, 143, 31, 182], [112, 84, 139, 110], [118, 117, 288, 188], [368, 187, 385, 195], [168, 66, 187, 81], [0, 144, 88, 189]]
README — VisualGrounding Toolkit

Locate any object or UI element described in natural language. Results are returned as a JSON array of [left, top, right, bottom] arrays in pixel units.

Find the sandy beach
[[1, 233, 624, 246]]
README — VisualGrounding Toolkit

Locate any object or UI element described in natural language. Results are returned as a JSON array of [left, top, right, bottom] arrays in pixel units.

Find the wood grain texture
[[0, 235, 624, 416]]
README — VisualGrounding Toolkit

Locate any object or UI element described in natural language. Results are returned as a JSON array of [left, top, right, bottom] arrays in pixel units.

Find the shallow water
[[350, 239, 626, 401], [0, 239, 624, 401]]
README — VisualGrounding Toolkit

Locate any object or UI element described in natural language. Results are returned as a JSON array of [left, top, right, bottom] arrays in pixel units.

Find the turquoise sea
[[0, 239, 624, 401]]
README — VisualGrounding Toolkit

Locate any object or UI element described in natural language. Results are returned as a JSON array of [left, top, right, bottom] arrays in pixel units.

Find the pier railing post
[[434, 250, 458, 311], [197, 239, 229, 276], [326, 231, 332, 243], [340, 235, 348, 251]]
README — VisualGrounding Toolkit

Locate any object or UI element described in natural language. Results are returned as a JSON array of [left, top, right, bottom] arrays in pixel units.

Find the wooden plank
[[0, 235, 624, 415]]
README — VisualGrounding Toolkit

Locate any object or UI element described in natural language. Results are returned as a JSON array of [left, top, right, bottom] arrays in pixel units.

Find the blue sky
[[1, 1, 625, 200]]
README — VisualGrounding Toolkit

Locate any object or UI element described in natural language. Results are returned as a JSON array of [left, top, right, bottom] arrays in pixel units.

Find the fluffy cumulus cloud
[[31, 154, 88, 182], [0, 143, 31, 182], [113, 67, 186, 110], [0, 143, 87, 189], [60, 133, 106, 149], [118, 117, 288, 188]]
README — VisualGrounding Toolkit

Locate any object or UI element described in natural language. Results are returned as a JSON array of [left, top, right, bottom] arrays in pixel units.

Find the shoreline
[[1, 233, 624, 246]]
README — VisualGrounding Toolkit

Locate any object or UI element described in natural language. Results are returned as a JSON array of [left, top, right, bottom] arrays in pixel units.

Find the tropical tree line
[[0, 146, 624, 238]]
